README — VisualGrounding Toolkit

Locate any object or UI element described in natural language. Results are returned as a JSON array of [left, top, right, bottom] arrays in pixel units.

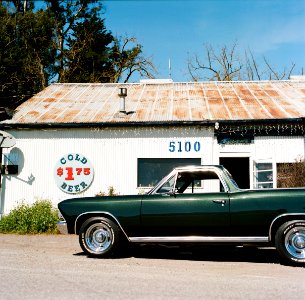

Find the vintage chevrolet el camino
[[58, 165, 305, 265]]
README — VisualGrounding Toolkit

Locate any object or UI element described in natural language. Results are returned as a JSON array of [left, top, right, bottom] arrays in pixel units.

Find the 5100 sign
[[54, 153, 94, 194], [169, 141, 201, 153]]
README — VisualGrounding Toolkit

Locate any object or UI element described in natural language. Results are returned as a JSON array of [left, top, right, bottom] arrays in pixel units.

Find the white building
[[0, 79, 305, 216]]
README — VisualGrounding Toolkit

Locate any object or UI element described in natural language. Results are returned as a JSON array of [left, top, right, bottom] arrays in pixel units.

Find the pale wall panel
[[1, 127, 212, 213]]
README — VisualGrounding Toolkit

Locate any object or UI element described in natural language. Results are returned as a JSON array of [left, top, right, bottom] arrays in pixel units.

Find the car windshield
[[156, 175, 176, 194], [223, 168, 239, 189]]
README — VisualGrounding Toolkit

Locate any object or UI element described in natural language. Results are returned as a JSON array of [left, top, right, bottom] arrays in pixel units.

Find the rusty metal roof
[[4, 80, 305, 124]]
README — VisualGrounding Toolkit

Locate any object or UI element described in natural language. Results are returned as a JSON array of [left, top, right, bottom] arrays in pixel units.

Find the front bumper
[[57, 220, 68, 234]]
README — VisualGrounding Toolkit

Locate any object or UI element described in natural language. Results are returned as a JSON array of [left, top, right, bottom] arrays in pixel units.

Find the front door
[[140, 192, 230, 237]]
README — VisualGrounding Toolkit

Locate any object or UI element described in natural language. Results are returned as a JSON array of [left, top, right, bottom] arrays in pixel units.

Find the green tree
[[46, 0, 156, 83], [45, 0, 103, 81], [0, 1, 56, 110], [7, 0, 34, 13], [61, 7, 113, 82], [0, 0, 156, 112]]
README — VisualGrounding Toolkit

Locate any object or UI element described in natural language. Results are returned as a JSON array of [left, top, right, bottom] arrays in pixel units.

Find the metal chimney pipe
[[118, 87, 127, 113]]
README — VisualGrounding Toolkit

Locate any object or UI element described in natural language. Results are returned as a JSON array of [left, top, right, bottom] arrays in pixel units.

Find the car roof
[[173, 165, 224, 172]]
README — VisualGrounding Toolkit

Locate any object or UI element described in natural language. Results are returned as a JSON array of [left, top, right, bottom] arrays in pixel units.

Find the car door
[[140, 190, 230, 237]]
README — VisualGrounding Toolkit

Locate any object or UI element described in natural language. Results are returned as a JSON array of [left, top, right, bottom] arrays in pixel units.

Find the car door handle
[[213, 200, 226, 206]]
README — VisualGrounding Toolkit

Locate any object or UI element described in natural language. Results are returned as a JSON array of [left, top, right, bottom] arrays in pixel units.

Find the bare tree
[[263, 56, 295, 80], [244, 49, 262, 80], [187, 43, 242, 81], [188, 42, 300, 81]]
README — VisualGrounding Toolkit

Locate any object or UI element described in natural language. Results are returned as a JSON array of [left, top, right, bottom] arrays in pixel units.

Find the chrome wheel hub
[[285, 227, 305, 259], [293, 235, 305, 249], [94, 229, 109, 243], [85, 223, 113, 254]]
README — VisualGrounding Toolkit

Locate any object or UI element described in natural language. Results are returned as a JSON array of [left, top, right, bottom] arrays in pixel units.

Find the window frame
[[150, 167, 229, 195], [253, 160, 277, 189], [137, 158, 201, 188]]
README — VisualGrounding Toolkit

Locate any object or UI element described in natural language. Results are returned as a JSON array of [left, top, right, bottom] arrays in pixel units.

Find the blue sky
[[103, 0, 305, 82]]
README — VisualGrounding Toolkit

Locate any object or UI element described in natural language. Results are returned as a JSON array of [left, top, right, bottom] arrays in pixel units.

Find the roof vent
[[118, 87, 127, 113], [289, 75, 305, 81], [140, 79, 173, 84]]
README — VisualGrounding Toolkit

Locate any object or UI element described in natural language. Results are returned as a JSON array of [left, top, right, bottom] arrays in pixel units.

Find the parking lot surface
[[0, 234, 304, 299]]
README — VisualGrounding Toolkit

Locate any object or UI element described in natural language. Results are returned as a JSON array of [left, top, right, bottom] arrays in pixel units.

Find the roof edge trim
[[0, 120, 215, 129], [0, 118, 304, 130]]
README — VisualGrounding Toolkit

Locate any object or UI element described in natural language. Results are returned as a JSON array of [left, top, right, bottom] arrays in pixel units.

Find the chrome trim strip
[[215, 170, 229, 192], [129, 236, 268, 243], [269, 213, 305, 240], [74, 211, 130, 241]]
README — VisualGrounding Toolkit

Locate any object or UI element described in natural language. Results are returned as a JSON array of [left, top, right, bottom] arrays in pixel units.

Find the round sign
[[54, 153, 94, 194]]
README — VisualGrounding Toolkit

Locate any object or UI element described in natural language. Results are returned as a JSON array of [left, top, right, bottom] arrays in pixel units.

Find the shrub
[[0, 199, 59, 234], [277, 159, 305, 188], [95, 186, 118, 197]]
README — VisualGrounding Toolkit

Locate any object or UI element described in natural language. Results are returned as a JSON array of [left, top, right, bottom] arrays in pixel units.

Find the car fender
[[269, 213, 305, 241], [74, 211, 130, 241]]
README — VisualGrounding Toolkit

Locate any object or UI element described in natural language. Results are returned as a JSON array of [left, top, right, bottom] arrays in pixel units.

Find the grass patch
[[0, 199, 59, 234]]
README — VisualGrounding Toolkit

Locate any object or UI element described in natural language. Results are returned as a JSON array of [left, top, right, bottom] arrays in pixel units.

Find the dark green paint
[[58, 167, 305, 240], [141, 193, 230, 236]]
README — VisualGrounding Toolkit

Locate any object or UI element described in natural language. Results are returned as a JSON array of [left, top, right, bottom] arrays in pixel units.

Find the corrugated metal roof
[[4, 80, 305, 124]]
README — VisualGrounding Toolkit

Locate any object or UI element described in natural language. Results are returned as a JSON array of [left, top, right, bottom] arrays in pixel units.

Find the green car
[[58, 165, 305, 265]]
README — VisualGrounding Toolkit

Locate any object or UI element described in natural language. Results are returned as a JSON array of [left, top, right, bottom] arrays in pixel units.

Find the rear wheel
[[79, 217, 120, 257], [275, 221, 305, 265]]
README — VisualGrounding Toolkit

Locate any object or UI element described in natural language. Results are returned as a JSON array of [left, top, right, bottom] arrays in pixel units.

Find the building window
[[137, 158, 201, 188], [254, 162, 273, 188]]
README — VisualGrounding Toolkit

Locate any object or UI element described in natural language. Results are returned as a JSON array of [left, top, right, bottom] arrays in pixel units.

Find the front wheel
[[275, 220, 305, 265], [79, 217, 120, 257]]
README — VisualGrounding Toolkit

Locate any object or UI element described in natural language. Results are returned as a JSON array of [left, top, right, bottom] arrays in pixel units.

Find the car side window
[[156, 175, 176, 194], [175, 171, 225, 194]]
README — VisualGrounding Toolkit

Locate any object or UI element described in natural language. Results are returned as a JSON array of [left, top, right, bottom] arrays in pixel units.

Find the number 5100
[[169, 141, 201, 152]]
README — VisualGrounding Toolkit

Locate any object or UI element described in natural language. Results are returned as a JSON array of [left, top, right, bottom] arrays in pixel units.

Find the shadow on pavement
[[128, 244, 281, 264], [73, 244, 283, 264]]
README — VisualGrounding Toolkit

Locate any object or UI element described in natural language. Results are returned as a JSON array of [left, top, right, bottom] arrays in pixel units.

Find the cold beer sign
[[54, 153, 94, 194]]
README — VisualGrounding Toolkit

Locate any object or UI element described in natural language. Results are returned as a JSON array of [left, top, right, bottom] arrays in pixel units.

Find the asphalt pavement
[[0, 234, 304, 299]]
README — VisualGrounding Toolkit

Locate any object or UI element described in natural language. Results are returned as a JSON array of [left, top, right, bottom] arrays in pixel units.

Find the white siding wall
[[1, 127, 213, 213], [1, 126, 304, 215], [215, 136, 304, 163], [217, 135, 304, 163], [253, 136, 304, 162], [216, 135, 304, 189]]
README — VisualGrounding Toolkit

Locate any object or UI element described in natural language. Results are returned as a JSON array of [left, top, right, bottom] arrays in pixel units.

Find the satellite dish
[[0, 130, 16, 148]]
